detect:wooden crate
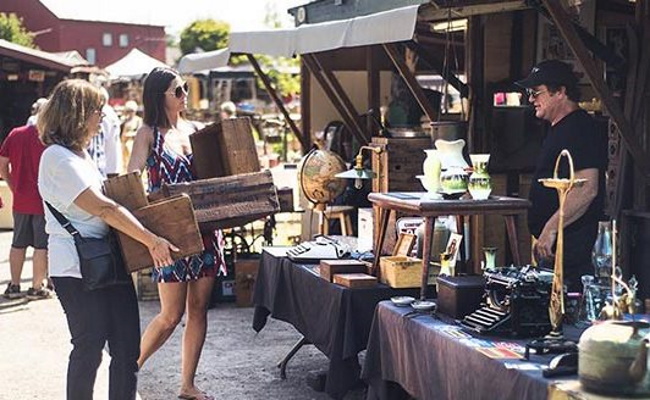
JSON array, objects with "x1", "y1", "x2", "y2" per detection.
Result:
[
  {"x1": 104, "y1": 173, "x2": 204, "y2": 273},
  {"x1": 379, "y1": 256, "x2": 440, "y2": 288},
  {"x1": 116, "y1": 194, "x2": 205, "y2": 273},
  {"x1": 103, "y1": 171, "x2": 148, "y2": 211},
  {"x1": 371, "y1": 137, "x2": 430, "y2": 193},
  {"x1": 190, "y1": 117, "x2": 260, "y2": 179},
  {"x1": 371, "y1": 137, "x2": 430, "y2": 255},
  {"x1": 379, "y1": 256, "x2": 422, "y2": 288},
  {"x1": 161, "y1": 170, "x2": 280, "y2": 231}
]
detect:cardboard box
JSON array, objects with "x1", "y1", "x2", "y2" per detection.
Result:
[
  {"x1": 333, "y1": 273, "x2": 377, "y2": 288},
  {"x1": 357, "y1": 208, "x2": 374, "y2": 253},
  {"x1": 234, "y1": 258, "x2": 260, "y2": 307},
  {"x1": 436, "y1": 275, "x2": 486, "y2": 319},
  {"x1": 319, "y1": 259, "x2": 368, "y2": 282},
  {"x1": 380, "y1": 256, "x2": 439, "y2": 288}
]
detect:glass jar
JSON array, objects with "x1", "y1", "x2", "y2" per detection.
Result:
[{"x1": 592, "y1": 221, "x2": 613, "y2": 285}]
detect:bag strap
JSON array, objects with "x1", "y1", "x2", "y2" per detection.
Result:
[{"x1": 45, "y1": 202, "x2": 82, "y2": 244}]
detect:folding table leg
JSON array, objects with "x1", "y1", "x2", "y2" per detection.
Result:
[{"x1": 277, "y1": 335, "x2": 310, "y2": 379}]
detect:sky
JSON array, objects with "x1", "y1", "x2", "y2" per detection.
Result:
[{"x1": 40, "y1": 0, "x2": 308, "y2": 36}]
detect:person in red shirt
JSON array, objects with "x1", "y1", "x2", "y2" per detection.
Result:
[{"x1": 0, "y1": 123, "x2": 51, "y2": 300}]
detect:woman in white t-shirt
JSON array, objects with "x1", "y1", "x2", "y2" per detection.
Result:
[{"x1": 37, "y1": 79, "x2": 178, "y2": 400}]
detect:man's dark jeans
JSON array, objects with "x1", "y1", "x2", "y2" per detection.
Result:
[{"x1": 52, "y1": 277, "x2": 140, "y2": 400}]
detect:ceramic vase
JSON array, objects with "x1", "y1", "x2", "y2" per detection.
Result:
[
  {"x1": 440, "y1": 166, "x2": 469, "y2": 193},
  {"x1": 468, "y1": 154, "x2": 491, "y2": 200},
  {"x1": 421, "y1": 149, "x2": 441, "y2": 193}
]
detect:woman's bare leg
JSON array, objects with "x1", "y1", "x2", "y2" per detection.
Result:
[
  {"x1": 179, "y1": 276, "x2": 215, "y2": 398},
  {"x1": 138, "y1": 282, "x2": 187, "y2": 367}
]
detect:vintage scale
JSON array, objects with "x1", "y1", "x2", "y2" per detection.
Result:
[{"x1": 525, "y1": 149, "x2": 586, "y2": 356}]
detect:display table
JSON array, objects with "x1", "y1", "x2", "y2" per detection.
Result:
[
  {"x1": 253, "y1": 248, "x2": 419, "y2": 399},
  {"x1": 368, "y1": 193, "x2": 531, "y2": 298},
  {"x1": 362, "y1": 301, "x2": 586, "y2": 400}
]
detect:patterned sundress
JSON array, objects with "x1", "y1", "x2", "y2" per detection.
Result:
[{"x1": 146, "y1": 126, "x2": 227, "y2": 283}]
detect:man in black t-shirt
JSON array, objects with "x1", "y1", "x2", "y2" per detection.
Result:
[{"x1": 516, "y1": 60, "x2": 607, "y2": 292}]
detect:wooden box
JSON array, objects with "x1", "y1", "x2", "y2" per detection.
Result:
[
  {"x1": 161, "y1": 170, "x2": 280, "y2": 231},
  {"x1": 104, "y1": 173, "x2": 204, "y2": 273},
  {"x1": 379, "y1": 256, "x2": 422, "y2": 288},
  {"x1": 436, "y1": 275, "x2": 486, "y2": 319},
  {"x1": 276, "y1": 186, "x2": 294, "y2": 212},
  {"x1": 379, "y1": 257, "x2": 441, "y2": 288},
  {"x1": 115, "y1": 194, "x2": 205, "y2": 273},
  {"x1": 371, "y1": 137, "x2": 430, "y2": 193},
  {"x1": 333, "y1": 273, "x2": 377, "y2": 288},
  {"x1": 234, "y1": 258, "x2": 260, "y2": 307},
  {"x1": 190, "y1": 117, "x2": 260, "y2": 179},
  {"x1": 319, "y1": 259, "x2": 368, "y2": 282}
]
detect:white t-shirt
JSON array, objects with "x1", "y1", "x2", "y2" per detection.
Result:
[{"x1": 38, "y1": 145, "x2": 108, "y2": 278}]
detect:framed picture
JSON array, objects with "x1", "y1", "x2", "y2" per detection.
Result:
[
  {"x1": 445, "y1": 233, "x2": 463, "y2": 266},
  {"x1": 393, "y1": 232, "x2": 417, "y2": 257}
]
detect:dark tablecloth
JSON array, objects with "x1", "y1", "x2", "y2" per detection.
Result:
[
  {"x1": 253, "y1": 248, "x2": 419, "y2": 399},
  {"x1": 362, "y1": 301, "x2": 581, "y2": 400}
]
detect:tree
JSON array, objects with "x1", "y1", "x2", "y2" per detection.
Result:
[
  {"x1": 0, "y1": 13, "x2": 35, "y2": 48},
  {"x1": 179, "y1": 19, "x2": 229, "y2": 55}
]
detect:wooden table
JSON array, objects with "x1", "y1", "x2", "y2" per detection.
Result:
[{"x1": 368, "y1": 192, "x2": 531, "y2": 299}]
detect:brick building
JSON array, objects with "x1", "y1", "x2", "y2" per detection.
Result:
[{"x1": 1, "y1": 0, "x2": 166, "y2": 67}]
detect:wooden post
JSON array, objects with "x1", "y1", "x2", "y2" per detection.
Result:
[{"x1": 245, "y1": 54, "x2": 308, "y2": 151}]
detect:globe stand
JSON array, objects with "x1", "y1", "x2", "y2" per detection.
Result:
[{"x1": 525, "y1": 150, "x2": 585, "y2": 359}]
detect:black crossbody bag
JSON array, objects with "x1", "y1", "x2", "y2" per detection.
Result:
[{"x1": 46, "y1": 202, "x2": 131, "y2": 291}]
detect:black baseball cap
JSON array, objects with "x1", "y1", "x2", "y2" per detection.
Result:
[{"x1": 516, "y1": 60, "x2": 578, "y2": 89}]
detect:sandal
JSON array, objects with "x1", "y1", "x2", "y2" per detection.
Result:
[{"x1": 178, "y1": 392, "x2": 214, "y2": 400}]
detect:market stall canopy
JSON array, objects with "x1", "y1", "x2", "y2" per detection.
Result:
[
  {"x1": 229, "y1": 4, "x2": 419, "y2": 57},
  {"x1": 177, "y1": 48, "x2": 230, "y2": 74},
  {"x1": 0, "y1": 39, "x2": 78, "y2": 72},
  {"x1": 105, "y1": 48, "x2": 168, "y2": 79}
]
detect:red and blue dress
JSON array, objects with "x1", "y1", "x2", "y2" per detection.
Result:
[{"x1": 146, "y1": 127, "x2": 227, "y2": 283}]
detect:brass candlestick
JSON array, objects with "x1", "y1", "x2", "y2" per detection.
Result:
[{"x1": 538, "y1": 149, "x2": 586, "y2": 335}]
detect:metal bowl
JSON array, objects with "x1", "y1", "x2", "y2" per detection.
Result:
[
  {"x1": 391, "y1": 296, "x2": 415, "y2": 307},
  {"x1": 411, "y1": 300, "x2": 436, "y2": 312}
]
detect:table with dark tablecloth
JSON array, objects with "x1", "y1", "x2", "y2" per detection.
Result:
[
  {"x1": 363, "y1": 301, "x2": 583, "y2": 400},
  {"x1": 253, "y1": 248, "x2": 419, "y2": 399}
]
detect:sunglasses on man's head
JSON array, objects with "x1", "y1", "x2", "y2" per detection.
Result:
[{"x1": 165, "y1": 82, "x2": 189, "y2": 98}]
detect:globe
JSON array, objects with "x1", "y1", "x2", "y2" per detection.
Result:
[{"x1": 298, "y1": 148, "x2": 347, "y2": 210}]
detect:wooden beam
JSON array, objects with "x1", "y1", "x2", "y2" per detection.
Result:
[
  {"x1": 311, "y1": 53, "x2": 371, "y2": 144},
  {"x1": 419, "y1": 1, "x2": 529, "y2": 22},
  {"x1": 300, "y1": 58, "x2": 312, "y2": 150},
  {"x1": 302, "y1": 54, "x2": 370, "y2": 146},
  {"x1": 406, "y1": 40, "x2": 469, "y2": 98},
  {"x1": 541, "y1": 0, "x2": 650, "y2": 176},
  {"x1": 383, "y1": 43, "x2": 439, "y2": 124},
  {"x1": 367, "y1": 46, "x2": 381, "y2": 136},
  {"x1": 246, "y1": 54, "x2": 308, "y2": 151}
]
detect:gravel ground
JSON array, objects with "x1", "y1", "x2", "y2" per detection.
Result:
[{"x1": 0, "y1": 229, "x2": 366, "y2": 400}]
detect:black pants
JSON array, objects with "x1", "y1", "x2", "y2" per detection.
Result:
[{"x1": 52, "y1": 277, "x2": 140, "y2": 400}]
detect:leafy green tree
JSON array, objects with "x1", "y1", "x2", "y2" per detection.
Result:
[
  {"x1": 0, "y1": 13, "x2": 36, "y2": 48},
  {"x1": 179, "y1": 19, "x2": 229, "y2": 55}
]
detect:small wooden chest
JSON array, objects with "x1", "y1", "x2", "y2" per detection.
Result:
[
  {"x1": 436, "y1": 275, "x2": 486, "y2": 319},
  {"x1": 333, "y1": 273, "x2": 377, "y2": 288},
  {"x1": 319, "y1": 259, "x2": 368, "y2": 282},
  {"x1": 234, "y1": 257, "x2": 260, "y2": 307}
]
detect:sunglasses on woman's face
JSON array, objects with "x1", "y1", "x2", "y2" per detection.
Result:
[{"x1": 165, "y1": 82, "x2": 189, "y2": 99}]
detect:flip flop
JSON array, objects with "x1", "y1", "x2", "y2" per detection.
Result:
[{"x1": 178, "y1": 392, "x2": 214, "y2": 400}]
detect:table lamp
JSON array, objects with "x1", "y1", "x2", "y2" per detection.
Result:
[{"x1": 335, "y1": 145, "x2": 383, "y2": 189}]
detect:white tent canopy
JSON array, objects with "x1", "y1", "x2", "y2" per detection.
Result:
[
  {"x1": 177, "y1": 48, "x2": 230, "y2": 74},
  {"x1": 229, "y1": 5, "x2": 420, "y2": 57},
  {"x1": 105, "y1": 48, "x2": 169, "y2": 79}
]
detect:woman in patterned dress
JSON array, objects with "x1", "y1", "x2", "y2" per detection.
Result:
[{"x1": 128, "y1": 67, "x2": 226, "y2": 400}]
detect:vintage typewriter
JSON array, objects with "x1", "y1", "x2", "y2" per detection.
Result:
[
  {"x1": 461, "y1": 266, "x2": 553, "y2": 338},
  {"x1": 286, "y1": 235, "x2": 349, "y2": 262}
]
